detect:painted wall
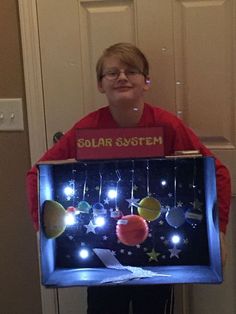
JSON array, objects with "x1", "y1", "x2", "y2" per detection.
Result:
[{"x1": 0, "y1": 1, "x2": 42, "y2": 313}]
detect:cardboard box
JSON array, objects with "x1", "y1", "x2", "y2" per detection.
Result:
[{"x1": 38, "y1": 157, "x2": 222, "y2": 287}]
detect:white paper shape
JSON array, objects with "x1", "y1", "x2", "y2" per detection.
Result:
[{"x1": 93, "y1": 248, "x2": 171, "y2": 284}]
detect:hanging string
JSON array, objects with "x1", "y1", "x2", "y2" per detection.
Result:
[
  {"x1": 146, "y1": 159, "x2": 150, "y2": 196},
  {"x1": 99, "y1": 170, "x2": 103, "y2": 203},
  {"x1": 115, "y1": 169, "x2": 121, "y2": 211},
  {"x1": 174, "y1": 163, "x2": 177, "y2": 207},
  {"x1": 130, "y1": 160, "x2": 135, "y2": 215},
  {"x1": 82, "y1": 169, "x2": 87, "y2": 201},
  {"x1": 72, "y1": 172, "x2": 76, "y2": 206},
  {"x1": 192, "y1": 158, "x2": 197, "y2": 208}
]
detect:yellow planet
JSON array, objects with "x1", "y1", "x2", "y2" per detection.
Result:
[
  {"x1": 137, "y1": 196, "x2": 161, "y2": 221},
  {"x1": 42, "y1": 200, "x2": 66, "y2": 238}
]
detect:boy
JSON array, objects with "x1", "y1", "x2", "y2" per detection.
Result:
[{"x1": 27, "y1": 43, "x2": 231, "y2": 314}]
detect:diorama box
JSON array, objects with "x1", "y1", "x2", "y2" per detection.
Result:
[{"x1": 38, "y1": 156, "x2": 222, "y2": 287}]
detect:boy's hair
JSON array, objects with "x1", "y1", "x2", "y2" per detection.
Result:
[{"x1": 96, "y1": 42, "x2": 149, "y2": 81}]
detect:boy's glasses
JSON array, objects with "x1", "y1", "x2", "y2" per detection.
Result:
[{"x1": 101, "y1": 68, "x2": 144, "y2": 81}]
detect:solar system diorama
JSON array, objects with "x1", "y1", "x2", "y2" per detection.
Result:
[{"x1": 38, "y1": 128, "x2": 222, "y2": 287}]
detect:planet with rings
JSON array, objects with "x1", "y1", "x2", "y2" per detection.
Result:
[{"x1": 135, "y1": 196, "x2": 161, "y2": 221}]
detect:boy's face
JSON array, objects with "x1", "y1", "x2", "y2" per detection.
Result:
[{"x1": 97, "y1": 56, "x2": 150, "y2": 106}]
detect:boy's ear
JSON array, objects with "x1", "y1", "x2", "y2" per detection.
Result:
[
  {"x1": 97, "y1": 81, "x2": 105, "y2": 93},
  {"x1": 143, "y1": 76, "x2": 151, "y2": 91}
]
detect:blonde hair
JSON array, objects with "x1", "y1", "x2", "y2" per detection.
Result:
[{"x1": 96, "y1": 43, "x2": 149, "y2": 81}]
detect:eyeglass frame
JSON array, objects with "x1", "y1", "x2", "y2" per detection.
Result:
[{"x1": 100, "y1": 67, "x2": 146, "y2": 81}]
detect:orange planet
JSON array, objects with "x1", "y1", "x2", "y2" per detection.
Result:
[{"x1": 116, "y1": 214, "x2": 149, "y2": 246}]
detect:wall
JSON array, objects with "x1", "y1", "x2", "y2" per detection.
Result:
[{"x1": 0, "y1": 1, "x2": 42, "y2": 313}]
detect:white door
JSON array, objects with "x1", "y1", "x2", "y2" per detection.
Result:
[{"x1": 19, "y1": 0, "x2": 236, "y2": 313}]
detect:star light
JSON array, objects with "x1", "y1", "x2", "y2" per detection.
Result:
[
  {"x1": 191, "y1": 199, "x2": 203, "y2": 210},
  {"x1": 147, "y1": 248, "x2": 161, "y2": 262},
  {"x1": 184, "y1": 238, "x2": 189, "y2": 245},
  {"x1": 126, "y1": 197, "x2": 140, "y2": 208},
  {"x1": 84, "y1": 221, "x2": 96, "y2": 234},
  {"x1": 104, "y1": 197, "x2": 110, "y2": 204},
  {"x1": 169, "y1": 247, "x2": 181, "y2": 259}
]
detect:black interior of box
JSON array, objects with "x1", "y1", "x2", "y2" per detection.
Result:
[{"x1": 39, "y1": 157, "x2": 222, "y2": 287}]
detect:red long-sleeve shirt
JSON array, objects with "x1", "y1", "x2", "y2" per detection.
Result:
[{"x1": 26, "y1": 103, "x2": 231, "y2": 232}]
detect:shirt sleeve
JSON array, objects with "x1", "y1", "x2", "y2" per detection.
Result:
[
  {"x1": 174, "y1": 123, "x2": 231, "y2": 234},
  {"x1": 26, "y1": 127, "x2": 76, "y2": 230},
  {"x1": 26, "y1": 109, "x2": 101, "y2": 231}
]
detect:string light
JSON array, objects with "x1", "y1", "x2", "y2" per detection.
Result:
[
  {"x1": 171, "y1": 234, "x2": 181, "y2": 245},
  {"x1": 107, "y1": 189, "x2": 117, "y2": 199},
  {"x1": 94, "y1": 216, "x2": 106, "y2": 227},
  {"x1": 161, "y1": 180, "x2": 167, "y2": 186},
  {"x1": 64, "y1": 212, "x2": 76, "y2": 226},
  {"x1": 78, "y1": 248, "x2": 89, "y2": 259},
  {"x1": 64, "y1": 186, "x2": 75, "y2": 198}
]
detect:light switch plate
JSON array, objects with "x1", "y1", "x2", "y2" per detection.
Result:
[{"x1": 0, "y1": 98, "x2": 24, "y2": 131}]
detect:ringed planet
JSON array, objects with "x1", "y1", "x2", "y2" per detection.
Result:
[{"x1": 135, "y1": 196, "x2": 161, "y2": 221}]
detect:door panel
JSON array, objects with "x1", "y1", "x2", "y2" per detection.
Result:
[
  {"x1": 174, "y1": 0, "x2": 234, "y2": 143},
  {"x1": 79, "y1": 0, "x2": 136, "y2": 113},
  {"x1": 172, "y1": 0, "x2": 236, "y2": 192},
  {"x1": 172, "y1": 1, "x2": 236, "y2": 313},
  {"x1": 37, "y1": 0, "x2": 176, "y2": 148}
]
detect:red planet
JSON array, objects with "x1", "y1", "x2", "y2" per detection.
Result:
[{"x1": 116, "y1": 215, "x2": 149, "y2": 246}]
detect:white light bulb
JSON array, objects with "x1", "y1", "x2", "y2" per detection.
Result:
[
  {"x1": 64, "y1": 186, "x2": 75, "y2": 197},
  {"x1": 79, "y1": 248, "x2": 89, "y2": 259},
  {"x1": 161, "y1": 180, "x2": 167, "y2": 186},
  {"x1": 107, "y1": 189, "x2": 117, "y2": 199},
  {"x1": 94, "y1": 216, "x2": 105, "y2": 227},
  {"x1": 171, "y1": 235, "x2": 181, "y2": 245},
  {"x1": 65, "y1": 213, "x2": 76, "y2": 226}
]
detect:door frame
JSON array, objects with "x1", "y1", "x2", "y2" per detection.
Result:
[
  {"x1": 18, "y1": 0, "x2": 46, "y2": 165},
  {"x1": 18, "y1": 1, "x2": 58, "y2": 314}
]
